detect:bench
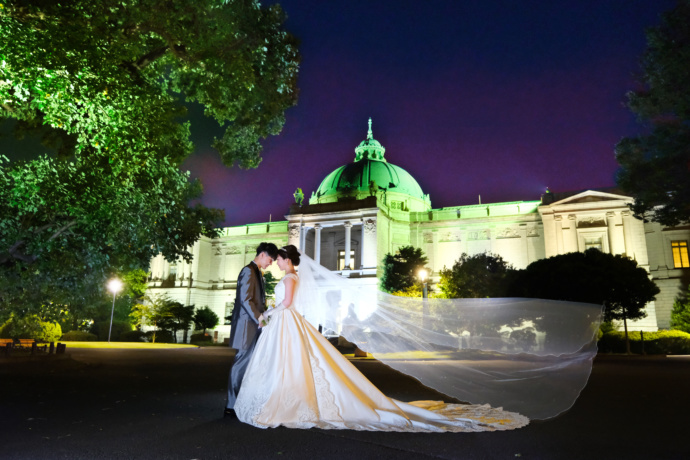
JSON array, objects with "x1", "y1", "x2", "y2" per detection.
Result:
[
  {"x1": 17, "y1": 339, "x2": 35, "y2": 348},
  {"x1": 0, "y1": 338, "x2": 13, "y2": 346}
]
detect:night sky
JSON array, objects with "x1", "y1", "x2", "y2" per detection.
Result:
[{"x1": 17, "y1": 1, "x2": 678, "y2": 227}]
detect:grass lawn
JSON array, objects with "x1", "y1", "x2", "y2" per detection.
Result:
[{"x1": 61, "y1": 341, "x2": 199, "y2": 349}]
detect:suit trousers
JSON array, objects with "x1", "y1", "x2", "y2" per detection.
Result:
[{"x1": 226, "y1": 329, "x2": 260, "y2": 409}]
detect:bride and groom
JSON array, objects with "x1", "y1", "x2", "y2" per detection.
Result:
[{"x1": 223, "y1": 242, "x2": 531, "y2": 432}]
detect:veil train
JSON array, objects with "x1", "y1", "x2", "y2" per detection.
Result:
[{"x1": 293, "y1": 251, "x2": 603, "y2": 420}]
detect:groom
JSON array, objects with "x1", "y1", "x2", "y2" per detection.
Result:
[{"x1": 225, "y1": 242, "x2": 278, "y2": 417}]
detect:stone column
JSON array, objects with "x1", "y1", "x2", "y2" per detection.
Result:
[
  {"x1": 314, "y1": 224, "x2": 322, "y2": 264},
  {"x1": 218, "y1": 248, "x2": 227, "y2": 282},
  {"x1": 288, "y1": 224, "x2": 300, "y2": 249},
  {"x1": 300, "y1": 225, "x2": 308, "y2": 253},
  {"x1": 362, "y1": 218, "x2": 377, "y2": 269},
  {"x1": 343, "y1": 221, "x2": 352, "y2": 270},
  {"x1": 621, "y1": 211, "x2": 634, "y2": 259},
  {"x1": 568, "y1": 214, "x2": 578, "y2": 252},
  {"x1": 606, "y1": 211, "x2": 617, "y2": 254},
  {"x1": 554, "y1": 215, "x2": 564, "y2": 255}
]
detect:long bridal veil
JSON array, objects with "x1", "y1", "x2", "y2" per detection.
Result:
[{"x1": 294, "y1": 252, "x2": 603, "y2": 420}]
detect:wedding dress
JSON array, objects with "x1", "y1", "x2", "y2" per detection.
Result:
[{"x1": 234, "y1": 273, "x2": 530, "y2": 432}]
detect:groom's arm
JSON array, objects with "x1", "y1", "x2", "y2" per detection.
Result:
[{"x1": 238, "y1": 266, "x2": 263, "y2": 324}]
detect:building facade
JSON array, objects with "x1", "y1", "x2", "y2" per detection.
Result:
[{"x1": 148, "y1": 120, "x2": 690, "y2": 341}]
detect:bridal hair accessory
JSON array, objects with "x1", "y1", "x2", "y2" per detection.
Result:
[{"x1": 292, "y1": 250, "x2": 602, "y2": 420}]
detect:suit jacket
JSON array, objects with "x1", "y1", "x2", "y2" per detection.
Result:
[{"x1": 228, "y1": 261, "x2": 265, "y2": 350}]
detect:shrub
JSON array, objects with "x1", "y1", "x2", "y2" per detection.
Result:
[
  {"x1": 598, "y1": 330, "x2": 690, "y2": 354},
  {"x1": 120, "y1": 330, "x2": 146, "y2": 342},
  {"x1": 90, "y1": 321, "x2": 133, "y2": 341},
  {"x1": 0, "y1": 315, "x2": 62, "y2": 341},
  {"x1": 190, "y1": 332, "x2": 213, "y2": 344},
  {"x1": 61, "y1": 330, "x2": 98, "y2": 341},
  {"x1": 144, "y1": 330, "x2": 174, "y2": 343}
]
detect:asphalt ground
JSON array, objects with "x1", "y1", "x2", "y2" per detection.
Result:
[{"x1": 1, "y1": 347, "x2": 688, "y2": 460}]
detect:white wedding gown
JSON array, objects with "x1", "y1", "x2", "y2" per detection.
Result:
[{"x1": 234, "y1": 273, "x2": 529, "y2": 432}]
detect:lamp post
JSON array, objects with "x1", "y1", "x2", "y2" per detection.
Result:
[
  {"x1": 418, "y1": 269, "x2": 428, "y2": 299},
  {"x1": 418, "y1": 269, "x2": 429, "y2": 329},
  {"x1": 107, "y1": 278, "x2": 123, "y2": 343}
]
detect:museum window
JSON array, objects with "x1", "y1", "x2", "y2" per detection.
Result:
[
  {"x1": 168, "y1": 264, "x2": 177, "y2": 281},
  {"x1": 584, "y1": 237, "x2": 602, "y2": 251},
  {"x1": 671, "y1": 241, "x2": 689, "y2": 268},
  {"x1": 338, "y1": 250, "x2": 355, "y2": 270}
]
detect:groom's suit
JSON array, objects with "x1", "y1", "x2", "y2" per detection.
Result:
[{"x1": 227, "y1": 261, "x2": 266, "y2": 410}]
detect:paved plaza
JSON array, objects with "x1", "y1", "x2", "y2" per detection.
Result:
[{"x1": 1, "y1": 347, "x2": 688, "y2": 459}]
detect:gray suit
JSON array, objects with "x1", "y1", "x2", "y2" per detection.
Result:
[{"x1": 226, "y1": 261, "x2": 265, "y2": 409}]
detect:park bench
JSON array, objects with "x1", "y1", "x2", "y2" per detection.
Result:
[
  {"x1": 0, "y1": 338, "x2": 13, "y2": 353},
  {"x1": 17, "y1": 339, "x2": 35, "y2": 348}
]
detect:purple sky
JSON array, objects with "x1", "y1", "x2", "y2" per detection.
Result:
[{"x1": 183, "y1": 0, "x2": 674, "y2": 226}]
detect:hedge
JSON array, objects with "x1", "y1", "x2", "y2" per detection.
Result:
[
  {"x1": 61, "y1": 330, "x2": 98, "y2": 341},
  {"x1": 598, "y1": 330, "x2": 690, "y2": 354}
]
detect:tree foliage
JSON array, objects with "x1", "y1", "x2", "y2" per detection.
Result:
[
  {"x1": 194, "y1": 306, "x2": 219, "y2": 334},
  {"x1": 380, "y1": 246, "x2": 428, "y2": 293},
  {"x1": 513, "y1": 249, "x2": 659, "y2": 324},
  {"x1": 615, "y1": 0, "x2": 690, "y2": 225},
  {"x1": 437, "y1": 252, "x2": 515, "y2": 298},
  {"x1": 0, "y1": 0, "x2": 300, "y2": 316},
  {"x1": 670, "y1": 285, "x2": 690, "y2": 333},
  {"x1": 161, "y1": 302, "x2": 195, "y2": 343},
  {"x1": 130, "y1": 294, "x2": 173, "y2": 343}
]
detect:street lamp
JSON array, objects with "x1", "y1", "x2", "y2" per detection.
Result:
[
  {"x1": 418, "y1": 269, "x2": 428, "y2": 299},
  {"x1": 107, "y1": 278, "x2": 123, "y2": 343}
]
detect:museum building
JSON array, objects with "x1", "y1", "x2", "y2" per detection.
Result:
[{"x1": 148, "y1": 120, "x2": 690, "y2": 341}]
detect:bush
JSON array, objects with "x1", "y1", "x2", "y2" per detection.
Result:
[
  {"x1": 120, "y1": 330, "x2": 146, "y2": 342},
  {"x1": 0, "y1": 315, "x2": 62, "y2": 341},
  {"x1": 144, "y1": 330, "x2": 174, "y2": 343},
  {"x1": 90, "y1": 320, "x2": 133, "y2": 341},
  {"x1": 190, "y1": 332, "x2": 213, "y2": 344},
  {"x1": 61, "y1": 330, "x2": 98, "y2": 341},
  {"x1": 598, "y1": 330, "x2": 690, "y2": 354}
]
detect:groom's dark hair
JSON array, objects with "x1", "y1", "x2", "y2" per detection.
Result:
[{"x1": 256, "y1": 242, "x2": 278, "y2": 259}]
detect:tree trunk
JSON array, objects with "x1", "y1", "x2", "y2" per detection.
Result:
[{"x1": 623, "y1": 315, "x2": 631, "y2": 355}]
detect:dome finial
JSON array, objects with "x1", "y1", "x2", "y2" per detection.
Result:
[{"x1": 355, "y1": 117, "x2": 386, "y2": 162}]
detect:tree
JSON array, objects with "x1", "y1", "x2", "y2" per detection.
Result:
[
  {"x1": 437, "y1": 252, "x2": 515, "y2": 299},
  {"x1": 163, "y1": 302, "x2": 195, "y2": 343},
  {"x1": 380, "y1": 246, "x2": 428, "y2": 293},
  {"x1": 194, "y1": 306, "x2": 220, "y2": 335},
  {"x1": 130, "y1": 294, "x2": 173, "y2": 343},
  {"x1": 264, "y1": 272, "x2": 278, "y2": 297},
  {"x1": 513, "y1": 249, "x2": 660, "y2": 353},
  {"x1": 0, "y1": 0, "x2": 299, "y2": 317},
  {"x1": 615, "y1": 1, "x2": 690, "y2": 225},
  {"x1": 670, "y1": 285, "x2": 690, "y2": 333}
]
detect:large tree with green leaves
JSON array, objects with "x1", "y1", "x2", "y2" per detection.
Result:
[
  {"x1": 615, "y1": 0, "x2": 690, "y2": 225},
  {"x1": 437, "y1": 252, "x2": 515, "y2": 299},
  {"x1": 512, "y1": 249, "x2": 660, "y2": 353},
  {"x1": 380, "y1": 246, "x2": 428, "y2": 293},
  {"x1": 0, "y1": 0, "x2": 299, "y2": 316}
]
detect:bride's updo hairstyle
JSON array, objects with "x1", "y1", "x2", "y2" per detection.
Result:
[{"x1": 277, "y1": 245, "x2": 300, "y2": 266}]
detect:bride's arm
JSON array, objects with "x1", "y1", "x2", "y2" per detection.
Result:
[{"x1": 265, "y1": 276, "x2": 296, "y2": 317}]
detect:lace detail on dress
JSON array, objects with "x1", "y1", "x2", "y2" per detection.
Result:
[{"x1": 305, "y1": 331, "x2": 341, "y2": 424}]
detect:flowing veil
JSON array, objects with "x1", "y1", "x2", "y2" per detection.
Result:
[{"x1": 293, "y1": 251, "x2": 603, "y2": 420}]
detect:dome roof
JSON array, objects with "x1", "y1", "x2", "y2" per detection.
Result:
[{"x1": 311, "y1": 119, "x2": 428, "y2": 204}]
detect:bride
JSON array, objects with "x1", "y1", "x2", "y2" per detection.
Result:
[{"x1": 233, "y1": 245, "x2": 532, "y2": 432}]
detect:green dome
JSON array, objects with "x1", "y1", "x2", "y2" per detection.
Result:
[{"x1": 311, "y1": 119, "x2": 429, "y2": 206}]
